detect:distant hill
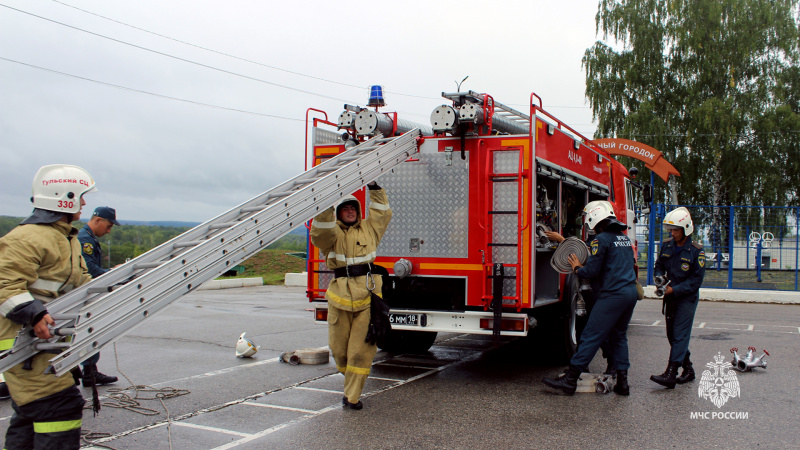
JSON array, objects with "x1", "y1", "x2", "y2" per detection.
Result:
[{"x1": 119, "y1": 220, "x2": 200, "y2": 228}]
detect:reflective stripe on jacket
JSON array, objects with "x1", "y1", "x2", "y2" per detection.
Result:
[
  {"x1": 0, "y1": 220, "x2": 91, "y2": 405},
  {"x1": 310, "y1": 188, "x2": 392, "y2": 312}
]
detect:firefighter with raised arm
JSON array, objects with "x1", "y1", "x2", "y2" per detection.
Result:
[
  {"x1": 542, "y1": 201, "x2": 638, "y2": 396},
  {"x1": 650, "y1": 207, "x2": 706, "y2": 389},
  {"x1": 0, "y1": 165, "x2": 96, "y2": 449},
  {"x1": 310, "y1": 181, "x2": 392, "y2": 410}
]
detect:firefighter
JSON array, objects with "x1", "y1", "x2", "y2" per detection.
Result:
[
  {"x1": 77, "y1": 206, "x2": 121, "y2": 388},
  {"x1": 650, "y1": 207, "x2": 705, "y2": 389},
  {"x1": 542, "y1": 201, "x2": 638, "y2": 396},
  {"x1": 310, "y1": 181, "x2": 392, "y2": 410},
  {"x1": 1, "y1": 164, "x2": 96, "y2": 449}
]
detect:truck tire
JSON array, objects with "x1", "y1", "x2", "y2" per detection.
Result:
[
  {"x1": 558, "y1": 273, "x2": 581, "y2": 362},
  {"x1": 379, "y1": 330, "x2": 438, "y2": 354},
  {"x1": 530, "y1": 274, "x2": 580, "y2": 364}
]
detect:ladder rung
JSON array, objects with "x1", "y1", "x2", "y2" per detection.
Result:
[
  {"x1": 267, "y1": 191, "x2": 293, "y2": 199},
  {"x1": 489, "y1": 210, "x2": 518, "y2": 215},
  {"x1": 134, "y1": 261, "x2": 162, "y2": 270},
  {"x1": 240, "y1": 206, "x2": 265, "y2": 213},
  {"x1": 293, "y1": 179, "x2": 316, "y2": 186},
  {"x1": 55, "y1": 327, "x2": 76, "y2": 336},
  {"x1": 173, "y1": 240, "x2": 204, "y2": 248},
  {"x1": 488, "y1": 243, "x2": 518, "y2": 247},
  {"x1": 87, "y1": 286, "x2": 113, "y2": 294},
  {"x1": 35, "y1": 342, "x2": 71, "y2": 351},
  {"x1": 317, "y1": 166, "x2": 338, "y2": 173},
  {"x1": 51, "y1": 314, "x2": 79, "y2": 321},
  {"x1": 339, "y1": 156, "x2": 361, "y2": 162},
  {"x1": 208, "y1": 222, "x2": 238, "y2": 230}
]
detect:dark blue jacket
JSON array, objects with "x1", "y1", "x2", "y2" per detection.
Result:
[
  {"x1": 654, "y1": 235, "x2": 705, "y2": 302},
  {"x1": 78, "y1": 225, "x2": 108, "y2": 278},
  {"x1": 577, "y1": 231, "x2": 636, "y2": 296}
]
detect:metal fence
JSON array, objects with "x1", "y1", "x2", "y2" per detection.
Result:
[{"x1": 636, "y1": 205, "x2": 800, "y2": 291}]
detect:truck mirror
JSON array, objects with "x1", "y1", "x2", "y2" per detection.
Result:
[{"x1": 642, "y1": 185, "x2": 653, "y2": 204}]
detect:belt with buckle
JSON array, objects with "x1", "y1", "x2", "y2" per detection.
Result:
[{"x1": 333, "y1": 263, "x2": 374, "y2": 279}]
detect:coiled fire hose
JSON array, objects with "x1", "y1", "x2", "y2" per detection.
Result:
[{"x1": 550, "y1": 237, "x2": 589, "y2": 274}]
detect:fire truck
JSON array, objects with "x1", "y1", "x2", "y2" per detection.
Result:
[{"x1": 306, "y1": 89, "x2": 647, "y2": 360}]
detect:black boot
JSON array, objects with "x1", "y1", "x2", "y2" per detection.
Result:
[
  {"x1": 613, "y1": 370, "x2": 629, "y2": 395},
  {"x1": 650, "y1": 361, "x2": 680, "y2": 389},
  {"x1": 542, "y1": 365, "x2": 581, "y2": 395},
  {"x1": 0, "y1": 382, "x2": 10, "y2": 400},
  {"x1": 82, "y1": 364, "x2": 118, "y2": 387},
  {"x1": 676, "y1": 358, "x2": 695, "y2": 384}
]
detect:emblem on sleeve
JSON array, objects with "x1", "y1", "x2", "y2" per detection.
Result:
[
  {"x1": 698, "y1": 254, "x2": 705, "y2": 268},
  {"x1": 82, "y1": 242, "x2": 93, "y2": 255},
  {"x1": 591, "y1": 240, "x2": 599, "y2": 255}
]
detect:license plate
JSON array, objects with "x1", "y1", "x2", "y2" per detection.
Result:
[{"x1": 389, "y1": 313, "x2": 420, "y2": 326}]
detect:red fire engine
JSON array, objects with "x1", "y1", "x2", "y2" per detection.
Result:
[{"x1": 305, "y1": 90, "x2": 646, "y2": 360}]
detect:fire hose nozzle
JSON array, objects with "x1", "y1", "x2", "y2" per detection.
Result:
[{"x1": 655, "y1": 280, "x2": 671, "y2": 297}]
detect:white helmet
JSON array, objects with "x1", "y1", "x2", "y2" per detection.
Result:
[
  {"x1": 235, "y1": 332, "x2": 259, "y2": 358},
  {"x1": 663, "y1": 207, "x2": 693, "y2": 236},
  {"x1": 583, "y1": 200, "x2": 616, "y2": 231},
  {"x1": 31, "y1": 164, "x2": 97, "y2": 214}
]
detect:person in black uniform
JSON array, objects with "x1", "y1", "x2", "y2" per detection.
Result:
[
  {"x1": 77, "y1": 206, "x2": 121, "y2": 387},
  {"x1": 542, "y1": 201, "x2": 638, "y2": 396},
  {"x1": 650, "y1": 207, "x2": 705, "y2": 388}
]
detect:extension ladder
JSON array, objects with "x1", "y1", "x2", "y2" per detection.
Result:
[{"x1": 0, "y1": 129, "x2": 422, "y2": 376}]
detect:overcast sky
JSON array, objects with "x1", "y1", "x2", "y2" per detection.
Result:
[{"x1": 1, "y1": 0, "x2": 604, "y2": 222}]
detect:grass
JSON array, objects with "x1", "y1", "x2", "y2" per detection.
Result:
[{"x1": 218, "y1": 249, "x2": 307, "y2": 285}]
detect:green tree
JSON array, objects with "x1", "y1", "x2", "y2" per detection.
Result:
[{"x1": 584, "y1": 0, "x2": 800, "y2": 209}]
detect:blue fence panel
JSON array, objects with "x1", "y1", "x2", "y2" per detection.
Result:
[{"x1": 637, "y1": 204, "x2": 800, "y2": 291}]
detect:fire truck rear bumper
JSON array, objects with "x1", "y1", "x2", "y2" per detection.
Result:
[{"x1": 313, "y1": 304, "x2": 530, "y2": 336}]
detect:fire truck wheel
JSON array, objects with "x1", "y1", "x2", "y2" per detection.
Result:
[
  {"x1": 532, "y1": 274, "x2": 580, "y2": 364},
  {"x1": 379, "y1": 330, "x2": 438, "y2": 354}
]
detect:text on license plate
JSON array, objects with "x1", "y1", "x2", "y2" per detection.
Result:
[{"x1": 389, "y1": 313, "x2": 420, "y2": 326}]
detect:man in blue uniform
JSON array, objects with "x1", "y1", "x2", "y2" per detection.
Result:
[
  {"x1": 650, "y1": 207, "x2": 705, "y2": 388},
  {"x1": 77, "y1": 206, "x2": 121, "y2": 387},
  {"x1": 542, "y1": 201, "x2": 638, "y2": 396}
]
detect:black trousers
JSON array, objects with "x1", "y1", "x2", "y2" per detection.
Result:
[{"x1": 4, "y1": 386, "x2": 85, "y2": 450}]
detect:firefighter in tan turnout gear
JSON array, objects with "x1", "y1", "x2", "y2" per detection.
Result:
[
  {"x1": 310, "y1": 181, "x2": 392, "y2": 410},
  {"x1": 0, "y1": 165, "x2": 96, "y2": 449}
]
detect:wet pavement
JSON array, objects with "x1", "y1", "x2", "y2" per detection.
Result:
[{"x1": 1, "y1": 286, "x2": 798, "y2": 449}]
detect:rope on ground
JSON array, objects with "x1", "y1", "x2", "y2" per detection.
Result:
[
  {"x1": 81, "y1": 343, "x2": 189, "y2": 450},
  {"x1": 550, "y1": 237, "x2": 589, "y2": 274}
]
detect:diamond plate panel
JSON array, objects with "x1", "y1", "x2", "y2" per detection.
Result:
[
  {"x1": 371, "y1": 153, "x2": 470, "y2": 258},
  {"x1": 316, "y1": 252, "x2": 333, "y2": 291},
  {"x1": 492, "y1": 182, "x2": 518, "y2": 211},
  {"x1": 493, "y1": 151, "x2": 519, "y2": 173},
  {"x1": 492, "y1": 245, "x2": 518, "y2": 264}
]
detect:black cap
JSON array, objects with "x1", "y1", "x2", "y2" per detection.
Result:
[{"x1": 93, "y1": 206, "x2": 120, "y2": 225}]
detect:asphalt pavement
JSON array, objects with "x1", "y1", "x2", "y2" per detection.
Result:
[{"x1": 0, "y1": 285, "x2": 798, "y2": 449}]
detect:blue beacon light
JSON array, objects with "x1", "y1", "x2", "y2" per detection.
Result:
[{"x1": 367, "y1": 85, "x2": 386, "y2": 107}]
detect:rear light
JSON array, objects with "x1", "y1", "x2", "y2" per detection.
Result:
[
  {"x1": 479, "y1": 318, "x2": 525, "y2": 332},
  {"x1": 315, "y1": 309, "x2": 328, "y2": 321}
]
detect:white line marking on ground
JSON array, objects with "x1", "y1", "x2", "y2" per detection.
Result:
[
  {"x1": 698, "y1": 322, "x2": 706, "y2": 328},
  {"x1": 211, "y1": 343, "x2": 488, "y2": 449},
  {"x1": 652, "y1": 321, "x2": 660, "y2": 326},
  {"x1": 171, "y1": 422, "x2": 252, "y2": 437},
  {"x1": 369, "y1": 376, "x2": 404, "y2": 382},
  {"x1": 292, "y1": 386, "x2": 342, "y2": 394},
  {"x1": 374, "y1": 363, "x2": 438, "y2": 370},
  {"x1": 747, "y1": 325, "x2": 755, "y2": 331},
  {"x1": 241, "y1": 402, "x2": 319, "y2": 414}
]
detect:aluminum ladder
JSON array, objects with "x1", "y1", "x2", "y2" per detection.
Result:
[{"x1": 0, "y1": 129, "x2": 422, "y2": 376}]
